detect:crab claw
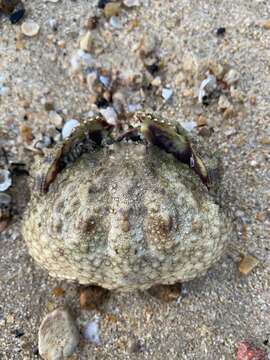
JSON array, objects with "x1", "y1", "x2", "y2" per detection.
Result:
[
  {"x1": 136, "y1": 113, "x2": 192, "y2": 165},
  {"x1": 134, "y1": 112, "x2": 216, "y2": 190},
  {"x1": 36, "y1": 115, "x2": 113, "y2": 195}
]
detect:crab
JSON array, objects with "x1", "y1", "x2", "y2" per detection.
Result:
[{"x1": 22, "y1": 112, "x2": 232, "y2": 302}]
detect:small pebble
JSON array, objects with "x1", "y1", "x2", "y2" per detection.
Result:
[
  {"x1": 83, "y1": 320, "x2": 100, "y2": 345},
  {"x1": 198, "y1": 74, "x2": 217, "y2": 103},
  {"x1": 38, "y1": 308, "x2": 80, "y2": 360},
  {"x1": 9, "y1": 4, "x2": 25, "y2": 24},
  {"x1": 49, "y1": 111, "x2": 63, "y2": 127},
  {"x1": 223, "y1": 69, "x2": 240, "y2": 85},
  {"x1": 97, "y1": 0, "x2": 110, "y2": 9},
  {"x1": 140, "y1": 35, "x2": 156, "y2": 56},
  {"x1": 85, "y1": 16, "x2": 99, "y2": 30},
  {"x1": 0, "y1": 170, "x2": 12, "y2": 192},
  {"x1": 218, "y1": 95, "x2": 232, "y2": 111},
  {"x1": 80, "y1": 31, "x2": 92, "y2": 52},
  {"x1": 21, "y1": 20, "x2": 40, "y2": 37},
  {"x1": 148, "y1": 283, "x2": 182, "y2": 302},
  {"x1": 104, "y1": 2, "x2": 121, "y2": 17},
  {"x1": 100, "y1": 107, "x2": 118, "y2": 125},
  {"x1": 46, "y1": 0, "x2": 60, "y2": 2},
  {"x1": 236, "y1": 341, "x2": 267, "y2": 360},
  {"x1": 99, "y1": 75, "x2": 110, "y2": 88},
  {"x1": 70, "y1": 50, "x2": 93, "y2": 73},
  {"x1": 0, "y1": 192, "x2": 12, "y2": 219},
  {"x1": 162, "y1": 87, "x2": 173, "y2": 102},
  {"x1": 181, "y1": 121, "x2": 197, "y2": 133},
  {"x1": 62, "y1": 119, "x2": 80, "y2": 139},
  {"x1": 123, "y1": 0, "x2": 140, "y2": 7},
  {"x1": 34, "y1": 135, "x2": 52, "y2": 150},
  {"x1": 80, "y1": 286, "x2": 109, "y2": 311},
  {"x1": 239, "y1": 255, "x2": 259, "y2": 275},
  {"x1": 262, "y1": 19, "x2": 270, "y2": 30},
  {"x1": 127, "y1": 103, "x2": 142, "y2": 113},
  {"x1": 216, "y1": 27, "x2": 226, "y2": 36},
  {"x1": 109, "y1": 16, "x2": 123, "y2": 29},
  {"x1": 52, "y1": 287, "x2": 65, "y2": 297}
]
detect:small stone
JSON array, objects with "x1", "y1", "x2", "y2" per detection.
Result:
[
  {"x1": 46, "y1": 0, "x2": 60, "y2": 2},
  {"x1": 196, "y1": 115, "x2": 207, "y2": 127},
  {"x1": 9, "y1": 3, "x2": 25, "y2": 24},
  {"x1": 20, "y1": 124, "x2": 34, "y2": 144},
  {"x1": 151, "y1": 76, "x2": 161, "y2": 87},
  {"x1": 100, "y1": 107, "x2": 118, "y2": 125},
  {"x1": 62, "y1": 119, "x2": 80, "y2": 139},
  {"x1": 239, "y1": 255, "x2": 259, "y2": 275},
  {"x1": 198, "y1": 74, "x2": 217, "y2": 103},
  {"x1": 128, "y1": 338, "x2": 143, "y2": 353},
  {"x1": 112, "y1": 91, "x2": 126, "y2": 114},
  {"x1": 0, "y1": 219, "x2": 9, "y2": 233},
  {"x1": 83, "y1": 320, "x2": 100, "y2": 344},
  {"x1": 123, "y1": 0, "x2": 140, "y2": 7},
  {"x1": 52, "y1": 287, "x2": 65, "y2": 297},
  {"x1": 0, "y1": 193, "x2": 12, "y2": 218},
  {"x1": 223, "y1": 69, "x2": 240, "y2": 85},
  {"x1": 262, "y1": 19, "x2": 270, "y2": 30},
  {"x1": 181, "y1": 120, "x2": 197, "y2": 133},
  {"x1": 97, "y1": 0, "x2": 109, "y2": 9},
  {"x1": 79, "y1": 286, "x2": 109, "y2": 311},
  {"x1": 34, "y1": 135, "x2": 52, "y2": 150},
  {"x1": 250, "y1": 96, "x2": 257, "y2": 105},
  {"x1": 38, "y1": 308, "x2": 80, "y2": 360},
  {"x1": 85, "y1": 16, "x2": 99, "y2": 30},
  {"x1": 162, "y1": 87, "x2": 173, "y2": 102},
  {"x1": 44, "y1": 101, "x2": 55, "y2": 112},
  {"x1": 109, "y1": 16, "x2": 123, "y2": 29},
  {"x1": 216, "y1": 27, "x2": 226, "y2": 36},
  {"x1": 218, "y1": 95, "x2": 232, "y2": 111},
  {"x1": 49, "y1": 111, "x2": 63, "y2": 127},
  {"x1": 80, "y1": 31, "x2": 92, "y2": 52},
  {"x1": 21, "y1": 20, "x2": 40, "y2": 37},
  {"x1": 104, "y1": 2, "x2": 121, "y2": 18},
  {"x1": 70, "y1": 50, "x2": 93, "y2": 74},
  {"x1": 148, "y1": 283, "x2": 182, "y2": 302},
  {"x1": 236, "y1": 341, "x2": 267, "y2": 360},
  {"x1": 140, "y1": 35, "x2": 156, "y2": 56},
  {"x1": 86, "y1": 70, "x2": 99, "y2": 94}
]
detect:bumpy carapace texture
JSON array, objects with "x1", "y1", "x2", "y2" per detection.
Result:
[{"x1": 22, "y1": 116, "x2": 232, "y2": 290}]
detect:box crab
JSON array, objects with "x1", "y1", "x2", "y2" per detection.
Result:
[{"x1": 22, "y1": 112, "x2": 232, "y2": 300}]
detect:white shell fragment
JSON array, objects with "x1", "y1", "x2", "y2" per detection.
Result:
[
  {"x1": 100, "y1": 107, "x2": 118, "y2": 125},
  {"x1": 38, "y1": 308, "x2": 80, "y2": 360},
  {"x1": 224, "y1": 69, "x2": 240, "y2": 85},
  {"x1": 70, "y1": 50, "x2": 93, "y2": 73},
  {"x1": 83, "y1": 320, "x2": 101, "y2": 345},
  {"x1": 99, "y1": 75, "x2": 110, "y2": 88},
  {"x1": 80, "y1": 31, "x2": 92, "y2": 52},
  {"x1": 0, "y1": 170, "x2": 12, "y2": 192},
  {"x1": 21, "y1": 20, "x2": 40, "y2": 37},
  {"x1": 198, "y1": 74, "x2": 217, "y2": 103},
  {"x1": 109, "y1": 16, "x2": 123, "y2": 29},
  {"x1": 62, "y1": 119, "x2": 80, "y2": 139},
  {"x1": 162, "y1": 87, "x2": 173, "y2": 102},
  {"x1": 123, "y1": 0, "x2": 140, "y2": 7},
  {"x1": 181, "y1": 120, "x2": 197, "y2": 133}
]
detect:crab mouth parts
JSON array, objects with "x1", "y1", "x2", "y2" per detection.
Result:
[{"x1": 34, "y1": 112, "x2": 213, "y2": 195}]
